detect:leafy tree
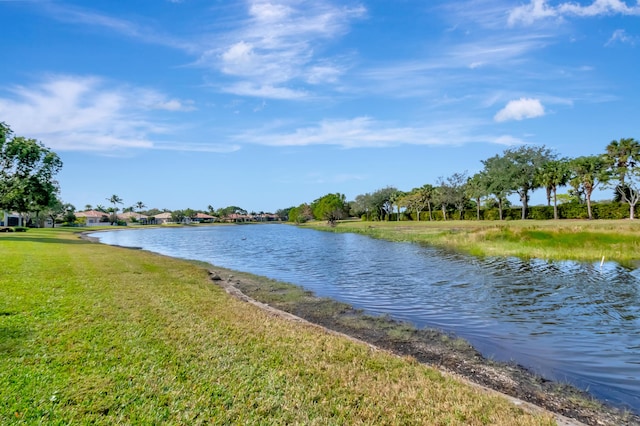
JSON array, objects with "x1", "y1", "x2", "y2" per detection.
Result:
[
  {"x1": 501, "y1": 146, "x2": 554, "y2": 219},
  {"x1": 0, "y1": 123, "x2": 63, "y2": 225},
  {"x1": 370, "y1": 186, "x2": 398, "y2": 221},
  {"x1": 44, "y1": 198, "x2": 66, "y2": 228},
  {"x1": 275, "y1": 207, "x2": 293, "y2": 221},
  {"x1": 311, "y1": 193, "x2": 348, "y2": 226},
  {"x1": 171, "y1": 210, "x2": 186, "y2": 223},
  {"x1": 481, "y1": 154, "x2": 512, "y2": 220},
  {"x1": 351, "y1": 193, "x2": 374, "y2": 220},
  {"x1": 217, "y1": 206, "x2": 247, "y2": 217},
  {"x1": 399, "y1": 185, "x2": 434, "y2": 221},
  {"x1": 536, "y1": 158, "x2": 571, "y2": 220},
  {"x1": 288, "y1": 203, "x2": 313, "y2": 223},
  {"x1": 437, "y1": 172, "x2": 468, "y2": 220},
  {"x1": 569, "y1": 155, "x2": 610, "y2": 220},
  {"x1": 107, "y1": 194, "x2": 123, "y2": 225},
  {"x1": 183, "y1": 208, "x2": 197, "y2": 220},
  {"x1": 605, "y1": 137, "x2": 640, "y2": 219},
  {"x1": 62, "y1": 203, "x2": 76, "y2": 224}
]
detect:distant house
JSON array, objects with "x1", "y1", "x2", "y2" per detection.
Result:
[
  {"x1": 118, "y1": 211, "x2": 149, "y2": 224},
  {"x1": 225, "y1": 213, "x2": 252, "y2": 223},
  {"x1": 192, "y1": 213, "x2": 217, "y2": 223},
  {"x1": 75, "y1": 210, "x2": 109, "y2": 226},
  {"x1": 152, "y1": 212, "x2": 173, "y2": 225},
  {"x1": 1, "y1": 211, "x2": 21, "y2": 227},
  {"x1": 253, "y1": 213, "x2": 280, "y2": 222}
]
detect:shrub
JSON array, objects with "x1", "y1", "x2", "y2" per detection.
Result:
[
  {"x1": 12, "y1": 226, "x2": 28, "y2": 232},
  {"x1": 528, "y1": 206, "x2": 554, "y2": 220}
]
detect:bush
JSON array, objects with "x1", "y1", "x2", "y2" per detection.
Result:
[
  {"x1": 12, "y1": 226, "x2": 28, "y2": 232},
  {"x1": 528, "y1": 206, "x2": 554, "y2": 220},
  {"x1": 593, "y1": 202, "x2": 629, "y2": 219}
]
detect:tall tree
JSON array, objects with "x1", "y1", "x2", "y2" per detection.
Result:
[
  {"x1": 536, "y1": 158, "x2": 571, "y2": 220},
  {"x1": 311, "y1": 193, "x2": 348, "y2": 226},
  {"x1": 434, "y1": 182, "x2": 449, "y2": 221},
  {"x1": 370, "y1": 186, "x2": 398, "y2": 221},
  {"x1": 351, "y1": 193, "x2": 373, "y2": 220},
  {"x1": 389, "y1": 190, "x2": 406, "y2": 221},
  {"x1": 0, "y1": 123, "x2": 63, "y2": 225},
  {"x1": 107, "y1": 194, "x2": 123, "y2": 225},
  {"x1": 465, "y1": 173, "x2": 488, "y2": 221},
  {"x1": 605, "y1": 137, "x2": 640, "y2": 219},
  {"x1": 481, "y1": 154, "x2": 512, "y2": 220},
  {"x1": 569, "y1": 155, "x2": 610, "y2": 220},
  {"x1": 135, "y1": 201, "x2": 146, "y2": 221},
  {"x1": 501, "y1": 146, "x2": 554, "y2": 219},
  {"x1": 399, "y1": 184, "x2": 434, "y2": 221}
]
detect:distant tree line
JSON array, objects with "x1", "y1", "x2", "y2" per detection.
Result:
[{"x1": 284, "y1": 138, "x2": 640, "y2": 224}]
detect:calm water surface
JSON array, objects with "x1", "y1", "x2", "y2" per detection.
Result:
[{"x1": 91, "y1": 224, "x2": 640, "y2": 412}]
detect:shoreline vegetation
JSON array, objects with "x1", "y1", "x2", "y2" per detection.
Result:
[
  {"x1": 303, "y1": 219, "x2": 640, "y2": 267},
  {"x1": 0, "y1": 226, "x2": 637, "y2": 425}
]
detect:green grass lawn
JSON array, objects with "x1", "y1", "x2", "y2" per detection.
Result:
[
  {"x1": 309, "y1": 219, "x2": 640, "y2": 266},
  {"x1": 0, "y1": 228, "x2": 554, "y2": 425}
]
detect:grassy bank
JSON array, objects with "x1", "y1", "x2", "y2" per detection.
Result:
[
  {"x1": 0, "y1": 228, "x2": 554, "y2": 425},
  {"x1": 305, "y1": 219, "x2": 640, "y2": 266}
]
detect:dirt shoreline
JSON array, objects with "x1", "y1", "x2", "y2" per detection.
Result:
[{"x1": 209, "y1": 269, "x2": 640, "y2": 426}]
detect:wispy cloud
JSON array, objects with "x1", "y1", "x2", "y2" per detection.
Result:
[
  {"x1": 509, "y1": 0, "x2": 640, "y2": 26},
  {"x1": 606, "y1": 29, "x2": 638, "y2": 46},
  {"x1": 494, "y1": 98, "x2": 545, "y2": 122},
  {"x1": 0, "y1": 75, "x2": 206, "y2": 152},
  {"x1": 197, "y1": 0, "x2": 366, "y2": 98},
  {"x1": 43, "y1": 3, "x2": 197, "y2": 52},
  {"x1": 236, "y1": 116, "x2": 524, "y2": 148}
]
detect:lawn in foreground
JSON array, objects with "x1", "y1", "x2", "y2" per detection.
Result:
[{"x1": 0, "y1": 228, "x2": 554, "y2": 425}]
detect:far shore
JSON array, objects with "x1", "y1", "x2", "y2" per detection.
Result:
[{"x1": 302, "y1": 219, "x2": 640, "y2": 266}]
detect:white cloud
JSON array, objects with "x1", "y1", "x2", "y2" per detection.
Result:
[
  {"x1": 221, "y1": 82, "x2": 308, "y2": 100},
  {"x1": 44, "y1": 3, "x2": 196, "y2": 52},
  {"x1": 494, "y1": 98, "x2": 545, "y2": 122},
  {"x1": 236, "y1": 116, "x2": 522, "y2": 148},
  {"x1": 0, "y1": 75, "x2": 195, "y2": 152},
  {"x1": 509, "y1": 0, "x2": 640, "y2": 26},
  {"x1": 606, "y1": 29, "x2": 638, "y2": 46},
  {"x1": 204, "y1": 1, "x2": 366, "y2": 98}
]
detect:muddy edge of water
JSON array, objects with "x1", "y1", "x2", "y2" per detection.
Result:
[{"x1": 208, "y1": 268, "x2": 640, "y2": 426}]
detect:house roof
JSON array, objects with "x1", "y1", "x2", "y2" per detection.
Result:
[
  {"x1": 76, "y1": 210, "x2": 109, "y2": 218},
  {"x1": 153, "y1": 212, "x2": 172, "y2": 219},
  {"x1": 194, "y1": 213, "x2": 216, "y2": 219},
  {"x1": 118, "y1": 211, "x2": 149, "y2": 220}
]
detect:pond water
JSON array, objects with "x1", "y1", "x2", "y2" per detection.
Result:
[{"x1": 91, "y1": 224, "x2": 640, "y2": 412}]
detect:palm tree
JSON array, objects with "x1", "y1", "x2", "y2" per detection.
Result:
[
  {"x1": 537, "y1": 159, "x2": 570, "y2": 220},
  {"x1": 135, "y1": 201, "x2": 146, "y2": 221},
  {"x1": 606, "y1": 138, "x2": 640, "y2": 219},
  {"x1": 569, "y1": 156, "x2": 610, "y2": 220},
  {"x1": 84, "y1": 204, "x2": 93, "y2": 211},
  {"x1": 107, "y1": 194, "x2": 123, "y2": 225}
]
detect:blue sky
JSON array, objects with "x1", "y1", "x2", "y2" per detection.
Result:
[{"x1": 1, "y1": 0, "x2": 639, "y2": 213}]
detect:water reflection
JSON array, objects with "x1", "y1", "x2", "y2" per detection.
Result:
[{"x1": 91, "y1": 224, "x2": 640, "y2": 412}]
